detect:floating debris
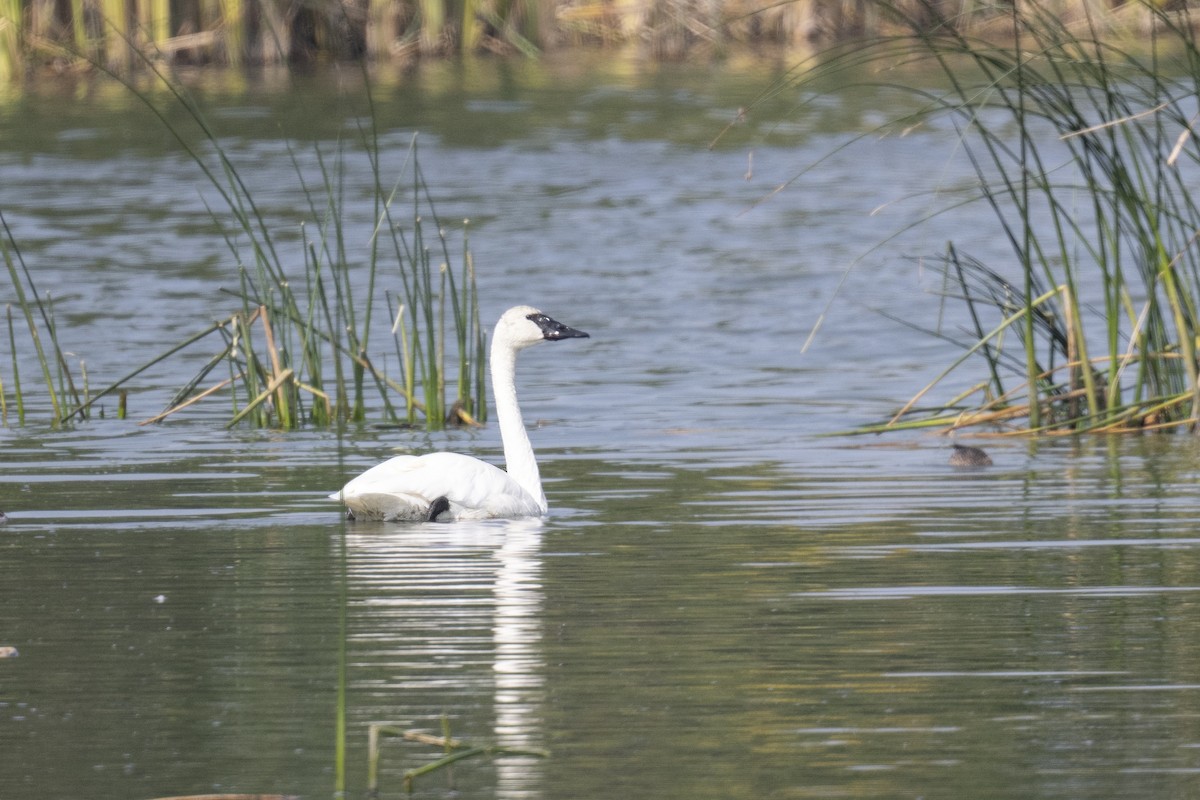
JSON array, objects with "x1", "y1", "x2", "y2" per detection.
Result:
[
  {"x1": 0, "y1": 646, "x2": 18, "y2": 658},
  {"x1": 368, "y1": 719, "x2": 549, "y2": 796}
]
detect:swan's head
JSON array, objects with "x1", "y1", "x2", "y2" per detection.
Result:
[{"x1": 496, "y1": 305, "x2": 589, "y2": 350}]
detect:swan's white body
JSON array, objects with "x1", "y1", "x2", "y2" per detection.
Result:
[{"x1": 330, "y1": 306, "x2": 588, "y2": 522}]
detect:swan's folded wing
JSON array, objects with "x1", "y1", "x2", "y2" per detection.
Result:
[
  {"x1": 339, "y1": 491, "x2": 435, "y2": 521},
  {"x1": 330, "y1": 455, "x2": 420, "y2": 499},
  {"x1": 330, "y1": 455, "x2": 428, "y2": 519},
  {"x1": 330, "y1": 452, "x2": 543, "y2": 520}
]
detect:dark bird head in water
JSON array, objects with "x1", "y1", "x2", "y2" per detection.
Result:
[{"x1": 949, "y1": 444, "x2": 993, "y2": 468}]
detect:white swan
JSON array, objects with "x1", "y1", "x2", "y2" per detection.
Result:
[{"x1": 330, "y1": 305, "x2": 589, "y2": 522}]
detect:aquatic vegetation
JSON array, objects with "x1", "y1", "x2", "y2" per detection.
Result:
[
  {"x1": 0, "y1": 211, "x2": 84, "y2": 426},
  {"x1": 773, "y1": 0, "x2": 1200, "y2": 435},
  {"x1": 0, "y1": 54, "x2": 484, "y2": 430},
  {"x1": 63, "y1": 135, "x2": 487, "y2": 431},
  {"x1": 368, "y1": 718, "x2": 549, "y2": 795}
]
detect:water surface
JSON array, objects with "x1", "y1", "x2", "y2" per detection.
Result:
[{"x1": 2, "y1": 54, "x2": 1200, "y2": 800}]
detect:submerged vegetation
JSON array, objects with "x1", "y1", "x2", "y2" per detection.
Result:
[
  {"x1": 759, "y1": 0, "x2": 1200, "y2": 435},
  {"x1": 368, "y1": 718, "x2": 548, "y2": 795}
]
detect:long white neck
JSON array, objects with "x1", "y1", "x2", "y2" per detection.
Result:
[{"x1": 491, "y1": 334, "x2": 547, "y2": 513}]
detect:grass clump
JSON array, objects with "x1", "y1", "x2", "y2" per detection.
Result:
[
  {"x1": 2, "y1": 51, "x2": 485, "y2": 432},
  {"x1": 64, "y1": 133, "x2": 487, "y2": 431},
  {"x1": 770, "y1": 0, "x2": 1200, "y2": 435},
  {"x1": 0, "y1": 211, "x2": 85, "y2": 426}
]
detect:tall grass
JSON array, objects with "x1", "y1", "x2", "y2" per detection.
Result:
[
  {"x1": 95, "y1": 135, "x2": 484, "y2": 431},
  {"x1": 773, "y1": 0, "x2": 1200, "y2": 434},
  {"x1": 1, "y1": 26, "x2": 484, "y2": 430},
  {"x1": 2, "y1": 45, "x2": 485, "y2": 430},
  {"x1": 0, "y1": 211, "x2": 85, "y2": 426}
]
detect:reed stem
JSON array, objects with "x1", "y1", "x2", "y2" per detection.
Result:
[{"x1": 0, "y1": 0, "x2": 22, "y2": 79}]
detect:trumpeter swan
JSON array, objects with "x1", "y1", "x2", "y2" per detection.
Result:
[{"x1": 330, "y1": 305, "x2": 589, "y2": 521}]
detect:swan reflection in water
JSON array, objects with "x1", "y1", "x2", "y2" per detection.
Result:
[{"x1": 345, "y1": 517, "x2": 547, "y2": 797}]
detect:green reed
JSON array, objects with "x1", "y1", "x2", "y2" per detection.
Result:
[
  {"x1": 774, "y1": 0, "x2": 1200, "y2": 434},
  {"x1": 4, "y1": 305, "x2": 17, "y2": 425},
  {"x1": 35, "y1": 42, "x2": 485, "y2": 430},
  {"x1": 0, "y1": 211, "x2": 86, "y2": 425}
]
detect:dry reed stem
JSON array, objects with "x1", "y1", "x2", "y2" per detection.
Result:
[
  {"x1": 883, "y1": 260, "x2": 1200, "y2": 435},
  {"x1": 887, "y1": 284, "x2": 1062, "y2": 426},
  {"x1": 226, "y1": 367, "x2": 294, "y2": 428},
  {"x1": 1060, "y1": 100, "x2": 1173, "y2": 140},
  {"x1": 138, "y1": 373, "x2": 240, "y2": 424},
  {"x1": 889, "y1": 346, "x2": 1192, "y2": 435},
  {"x1": 296, "y1": 380, "x2": 332, "y2": 418},
  {"x1": 402, "y1": 730, "x2": 465, "y2": 747}
]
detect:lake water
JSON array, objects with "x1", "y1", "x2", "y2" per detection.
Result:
[{"x1": 3, "y1": 52, "x2": 1200, "y2": 800}]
